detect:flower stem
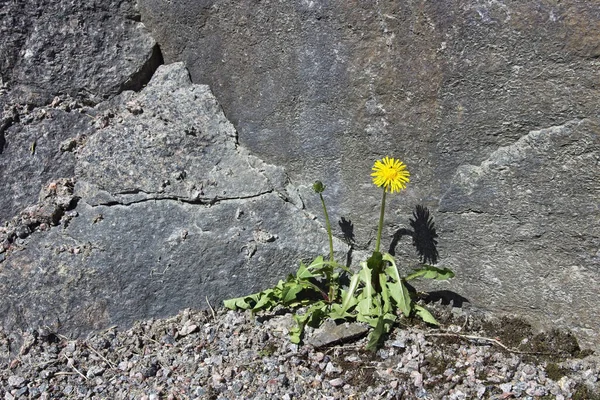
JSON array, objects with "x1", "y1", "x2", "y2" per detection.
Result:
[
  {"x1": 374, "y1": 189, "x2": 387, "y2": 253},
  {"x1": 319, "y1": 193, "x2": 335, "y2": 263}
]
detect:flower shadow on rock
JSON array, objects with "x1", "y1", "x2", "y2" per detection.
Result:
[{"x1": 389, "y1": 205, "x2": 439, "y2": 265}]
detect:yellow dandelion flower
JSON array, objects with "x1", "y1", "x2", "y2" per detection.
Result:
[{"x1": 371, "y1": 156, "x2": 410, "y2": 193}]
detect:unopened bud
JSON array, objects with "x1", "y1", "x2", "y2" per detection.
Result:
[{"x1": 313, "y1": 181, "x2": 325, "y2": 193}]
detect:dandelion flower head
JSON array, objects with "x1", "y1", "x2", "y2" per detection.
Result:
[{"x1": 371, "y1": 156, "x2": 410, "y2": 193}]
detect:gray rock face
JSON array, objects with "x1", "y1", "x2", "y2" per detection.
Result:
[
  {"x1": 0, "y1": 104, "x2": 90, "y2": 223},
  {"x1": 0, "y1": 63, "x2": 345, "y2": 340},
  {"x1": 0, "y1": 0, "x2": 160, "y2": 106},
  {"x1": 0, "y1": 0, "x2": 161, "y2": 224},
  {"x1": 137, "y1": 1, "x2": 600, "y2": 345},
  {"x1": 0, "y1": 0, "x2": 598, "y2": 349},
  {"x1": 138, "y1": 0, "x2": 600, "y2": 240},
  {"x1": 437, "y1": 119, "x2": 600, "y2": 343}
]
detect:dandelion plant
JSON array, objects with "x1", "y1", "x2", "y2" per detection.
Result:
[{"x1": 224, "y1": 156, "x2": 455, "y2": 351}]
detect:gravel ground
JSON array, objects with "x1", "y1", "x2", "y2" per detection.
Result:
[{"x1": 1, "y1": 304, "x2": 598, "y2": 400}]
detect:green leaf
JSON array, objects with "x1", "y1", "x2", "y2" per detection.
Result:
[
  {"x1": 356, "y1": 313, "x2": 380, "y2": 328},
  {"x1": 296, "y1": 262, "x2": 317, "y2": 280},
  {"x1": 382, "y1": 254, "x2": 412, "y2": 317},
  {"x1": 382, "y1": 253, "x2": 400, "y2": 282},
  {"x1": 335, "y1": 273, "x2": 361, "y2": 316},
  {"x1": 329, "y1": 302, "x2": 354, "y2": 320},
  {"x1": 356, "y1": 297, "x2": 373, "y2": 317},
  {"x1": 335, "y1": 263, "x2": 352, "y2": 273},
  {"x1": 223, "y1": 297, "x2": 252, "y2": 310},
  {"x1": 386, "y1": 281, "x2": 411, "y2": 317},
  {"x1": 306, "y1": 303, "x2": 328, "y2": 328},
  {"x1": 253, "y1": 290, "x2": 278, "y2": 310},
  {"x1": 281, "y1": 283, "x2": 304, "y2": 305},
  {"x1": 307, "y1": 256, "x2": 330, "y2": 273},
  {"x1": 366, "y1": 317, "x2": 386, "y2": 352},
  {"x1": 405, "y1": 265, "x2": 455, "y2": 281},
  {"x1": 289, "y1": 324, "x2": 303, "y2": 344},
  {"x1": 414, "y1": 304, "x2": 439, "y2": 325},
  {"x1": 297, "y1": 256, "x2": 346, "y2": 279},
  {"x1": 290, "y1": 302, "x2": 328, "y2": 343},
  {"x1": 365, "y1": 313, "x2": 396, "y2": 352},
  {"x1": 379, "y1": 273, "x2": 392, "y2": 314},
  {"x1": 359, "y1": 262, "x2": 373, "y2": 310},
  {"x1": 291, "y1": 312, "x2": 310, "y2": 344}
]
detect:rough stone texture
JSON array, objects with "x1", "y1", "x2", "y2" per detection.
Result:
[
  {"x1": 0, "y1": 103, "x2": 92, "y2": 223},
  {"x1": 0, "y1": 0, "x2": 598, "y2": 350},
  {"x1": 138, "y1": 0, "x2": 600, "y2": 238},
  {"x1": 0, "y1": 0, "x2": 160, "y2": 106},
  {"x1": 0, "y1": 0, "x2": 161, "y2": 224},
  {"x1": 138, "y1": 0, "x2": 600, "y2": 345},
  {"x1": 307, "y1": 320, "x2": 369, "y2": 348},
  {"x1": 437, "y1": 119, "x2": 600, "y2": 345},
  {"x1": 0, "y1": 63, "x2": 347, "y2": 340}
]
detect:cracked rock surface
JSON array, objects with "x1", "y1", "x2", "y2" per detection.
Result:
[
  {"x1": 0, "y1": 63, "x2": 346, "y2": 347},
  {"x1": 138, "y1": 0, "x2": 600, "y2": 347},
  {"x1": 76, "y1": 63, "x2": 279, "y2": 206}
]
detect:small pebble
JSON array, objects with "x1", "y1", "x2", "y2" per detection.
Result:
[
  {"x1": 7, "y1": 375, "x2": 25, "y2": 388},
  {"x1": 329, "y1": 378, "x2": 344, "y2": 387}
]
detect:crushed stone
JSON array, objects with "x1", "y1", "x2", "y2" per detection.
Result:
[{"x1": 1, "y1": 305, "x2": 598, "y2": 399}]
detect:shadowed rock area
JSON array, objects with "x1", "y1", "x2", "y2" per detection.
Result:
[{"x1": 0, "y1": 0, "x2": 160, "y2": 106}]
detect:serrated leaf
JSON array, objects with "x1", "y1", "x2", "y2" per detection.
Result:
[
  {"x1": 379, "y1": 273, "x2": 392, "y2": 314},
  {"x1": 289, "y1": 324, "x2": 303, "y2": 344},
  {"x1": 365, "y1": 314, "x2": 396, "y2": 352},
  {"x1": 405, "y1": 265, "x2": 455, "y2": 281},
  {"x1": 385, "y1": 280, "x2": 411, "y2": 317},
  {"x1": 255, "y1": 288, "x2": 282, "y2": 310},
  {"x1": 414, "y1": 304, "x2": 439, "y2": 325},
  {"x1": 329, "y1": 303, "x2": 354, "y2": 320},
  {"x1": 383, "y1": 256, "x2": 412, "y2": 317},
  {"x1": 223, "y1": 297, "x2": 251, "y2": 310},
  {"x1": 289, "y1": 302, "x2": 328, "y2": 344},
  {"x1": 281, "y1": 283, "x2": 304, "y2": 305},
  {"x1": 291, "y1": 312, "x2": 310, "y2": 344},
  {"x1": 306, "y1": 303, "x2": 328, "y2": 328},
  {"x1": 296, "y1": 262, "x2": 317, "y2": 280},
  {"x1": 334, "y1": 273, "x2": 361, "y2": 317}
]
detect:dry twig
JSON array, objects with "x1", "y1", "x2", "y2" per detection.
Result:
[
  {"x1": 85, "y1": 343, "x2": 117, "y2": 369},
  {"x1": 206, "y1": 296, "x2": 217, "y2": 320},
  {"x1": 64, "y1": 354, "x2": 88, "y2": 380},
  {"x1": 424, "y1": 331, "x2": 553, "y2": 356}
]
